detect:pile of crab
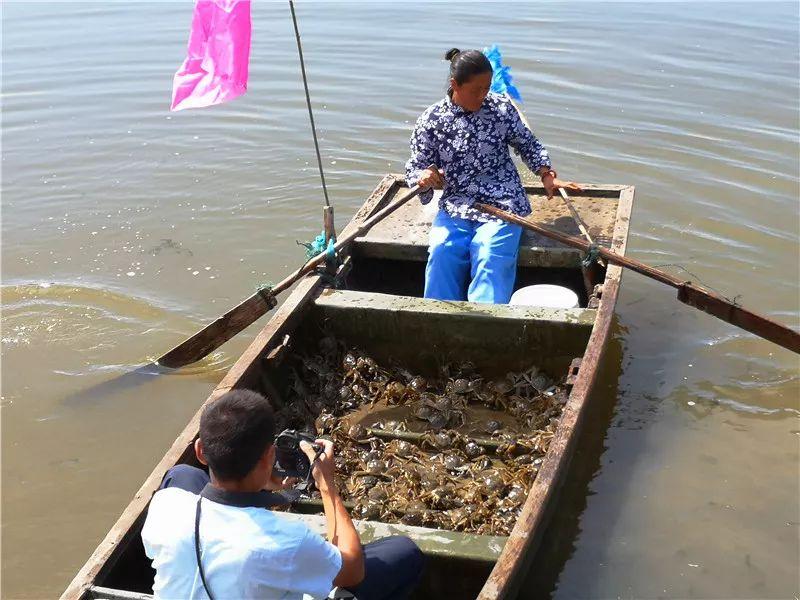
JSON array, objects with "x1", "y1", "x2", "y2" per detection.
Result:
[{"x1": 278, "y1": 337, "x2": 569, "y2": 536}]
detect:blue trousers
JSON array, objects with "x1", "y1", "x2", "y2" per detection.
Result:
[
  {"x1": 425, "y1": 210, "x2": 522, "y2": 303},
  {"x1": 160, "y1": 465, "x2": 425, "y2": 600}
]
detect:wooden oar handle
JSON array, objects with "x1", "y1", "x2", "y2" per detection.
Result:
[{"x1": 475, "y1": 203, "x2": 800, "y2": 354}]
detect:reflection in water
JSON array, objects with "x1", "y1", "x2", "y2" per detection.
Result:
[
  {"x1": 58, "y1": 356, "x2": 232, "y2": 408},
  {"x1": 521, "y1": 320, "x2": 626, "y2": 599},
  {"x1": 59, "y1": 363, "x2": 167, "y2": 408},
  {"x1": 2, "y1": 282, "x2": 231, "y2": 409}
]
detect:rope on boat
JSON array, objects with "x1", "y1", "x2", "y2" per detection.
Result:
[
  {"x1": 255, "y1": 284, "x2": 277, "y2": 307},
  {"x1": 289, "y1": 0, "x2": 331, "y2": 209},
  {"x1": 297, "y1": 231, "x2": 332, "y2": 260},
  {"x1": 581, "y1": 243, "x2": 600, "y2": 268},
  {"x1": 296, "y1": 231, "x2": 338, "y2": 273}
]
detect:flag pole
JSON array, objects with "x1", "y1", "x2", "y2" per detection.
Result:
[{"x1": 288, "y1": 0, "x2": 336, "y2": 243}]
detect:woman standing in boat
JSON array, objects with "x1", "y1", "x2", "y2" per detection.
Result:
[{"x1": 406, "y1": 48, "x2": 581, "y2": 303}]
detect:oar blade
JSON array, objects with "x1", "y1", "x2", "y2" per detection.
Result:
[
  {"x1": 157, "y1": 291, "x2": 275, "y2": 368},
  {"x1": 678, "y1": 283, "x2": 800, "y2": 354}
]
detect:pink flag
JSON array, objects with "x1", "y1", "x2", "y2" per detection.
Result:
[{"x1": 170, "y1": 0, "x2": 252, "y2": 111}]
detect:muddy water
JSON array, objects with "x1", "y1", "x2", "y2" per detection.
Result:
[{"x1": 2, "y1": 2, "x2": 798, "y2": 598}]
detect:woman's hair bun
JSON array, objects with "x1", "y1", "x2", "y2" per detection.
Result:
[{"x1": 444, "y1": 48, "x2": 460, "y2": 62}]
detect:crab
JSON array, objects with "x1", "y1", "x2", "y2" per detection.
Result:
[
  {"x1": 420, "y1": 431, "x2": 456, "y2": 452},
  {"x1": 280, "y1": 343, "x2": 573, "y2": 536},
  {"x1": 315, "y1": 412, "x2": 339, "y2": 435}
]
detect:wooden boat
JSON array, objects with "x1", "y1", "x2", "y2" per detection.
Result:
[{"x1": 62, "y1": 175, "x2": 634, "y2": 600}]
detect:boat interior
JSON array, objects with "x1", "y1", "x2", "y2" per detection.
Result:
[{"x1": 81, "y1": 181, "x2": 629, "y2": 600}]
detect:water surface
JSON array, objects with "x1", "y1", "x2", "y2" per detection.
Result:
[{"x1": 2, "y1": 2, "x2": 798, "y2": 598}]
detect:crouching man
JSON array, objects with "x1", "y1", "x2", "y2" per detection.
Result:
[{"x1": 142, "y1": 389, "x2": 424, "y2": 599}]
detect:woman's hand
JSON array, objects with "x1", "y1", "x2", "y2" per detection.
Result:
[
  {"x1": 417, "y1": 166, "x2": 446, "y2": 190},
  {"x1": 541, "y1": 171, "x2": 582, "y2": 200}
]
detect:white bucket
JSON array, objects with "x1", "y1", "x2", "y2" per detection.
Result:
[{"x1": 509, "y1": 284, "x2": 580, "y2": 308}]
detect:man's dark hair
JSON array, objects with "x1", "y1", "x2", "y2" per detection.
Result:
[{"x1": 199, "y1": 389, "x2": 275, "y2": 481}]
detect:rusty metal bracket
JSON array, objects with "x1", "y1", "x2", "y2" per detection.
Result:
[
  {"x1": 588, "y1": 284, "x2": 603, "y2": 309},
  {"x1": 565, "y1": 358, "x2": 582, "y2": 386}
]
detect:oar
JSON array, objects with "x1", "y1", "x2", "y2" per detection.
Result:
[
  {"x1": 475, "y1": 202, "x2": 800, "y2": 354},
  {"x1": 157, "y1": 184, "x2": 423, "y2": 368},
  {"x1": 507, "y1": 96, "x2": 606, "y2": 268}
]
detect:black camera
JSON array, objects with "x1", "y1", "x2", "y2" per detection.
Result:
[{"x1": 274, "y1": 429, "x2": 322, "y2": 479}]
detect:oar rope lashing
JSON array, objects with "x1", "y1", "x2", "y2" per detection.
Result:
[
  {"x1": 581, "y1": 244, "x2": 601, "y2": 268},
  {"x1": 297, "y1": 231, "x2": 336, "y2": 260},
  {"x1": 296, "y1": 230, "x2": 338, "y2": 280}
]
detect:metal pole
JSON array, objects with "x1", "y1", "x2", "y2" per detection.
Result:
[{"x1": 288, "y1": 0, "x2": 330, "y2": 208}]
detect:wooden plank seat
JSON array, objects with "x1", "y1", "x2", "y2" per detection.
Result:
[
  {"x1": 281, "y1": 513, "x2": 506, "y2": 563},
  {"x1": 314, "y1": 289, "x2": 596, "y2": 326},
  {"x1": 353, "y1": 184, "x2": 620, "y2": 268},
  {"x1": 311, "y1": 289, "x2": 596, "y2": 373}
]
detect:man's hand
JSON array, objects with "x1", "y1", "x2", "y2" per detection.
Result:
[
  {"x1": 541, "y1": 171, "x2": 582, "y2": 200},
  {"x1": 302, "y1": 438, "x2": 364, "y2": 586},
  {"x1": 300, "y1": 438, "x2": 336, "y2": 494},
  {"x1": 417, "y1": 166, "x2": 445, "y2": 190}
]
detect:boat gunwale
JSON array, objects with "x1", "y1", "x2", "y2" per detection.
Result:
[{"x1": 477, "y1": 184, "x2": 635, "y2": 599}]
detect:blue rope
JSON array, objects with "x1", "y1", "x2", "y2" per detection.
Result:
[
  {"x1": 297, "y1": 231, "x2": 337, "y2": 276},
  {"x1": 297, "y1": 231, "x2": 330, "y2": 260}
]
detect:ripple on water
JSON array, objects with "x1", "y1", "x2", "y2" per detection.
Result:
[
  {"x1": 679, "y1": 332, "x2": 800, "y2": 416},
  {"x1": 1, "y1": 281, "x2": 231, "y2": 377}
]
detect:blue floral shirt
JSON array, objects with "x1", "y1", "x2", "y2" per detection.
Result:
[{"x1": 405, "y1": 92, "x2": 551, "y2": 223}]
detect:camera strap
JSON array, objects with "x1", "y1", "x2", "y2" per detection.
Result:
[
  {"x1": 194, "y1": 497, "x2": 215, "y2": 600},
  {"x1": 193, "y1": 485, "x2": 293, "y2": 599}
]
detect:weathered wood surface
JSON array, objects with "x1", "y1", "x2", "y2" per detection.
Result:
[
  {"x1": 279, "y1": 512, "x2": 507, "y2": 562},
  {"x1": 61, "y1": 176, "x2": 401, "y2": 600},
  {"x1": 315, "y1": 289, "x2": 595, "y2": 325},
  {"x1": 313, "y1": 289, "x2": 595, "y2": 376},
  {"x1": 355, "y1": 238, "x2": 585, "y2": 268},
  {"x1": 477, "y1": 202, "x2": 800, "y2": 355},
  {"x1": 354, "y1": 184, "x2": 619, "y2": 267},
  {"x1": 88, "y1": 586, "x2": 153, "y2": 600},
  {"x1": 323, "y1": 205, "x2": 336, "y2": 246},
  {"x1": 676, "y1": 284, "x2": 800, "y2": 354},
  {"x1": 476, "y1": 185, "x2": 635, "y2": 599},
  {"x1": 156, "y1": 176, "x2": 404, "y2": 368}
]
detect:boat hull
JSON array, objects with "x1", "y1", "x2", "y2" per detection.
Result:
[{"x1": 62, "y1": 175, "x2": 633, "y2": 600}]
